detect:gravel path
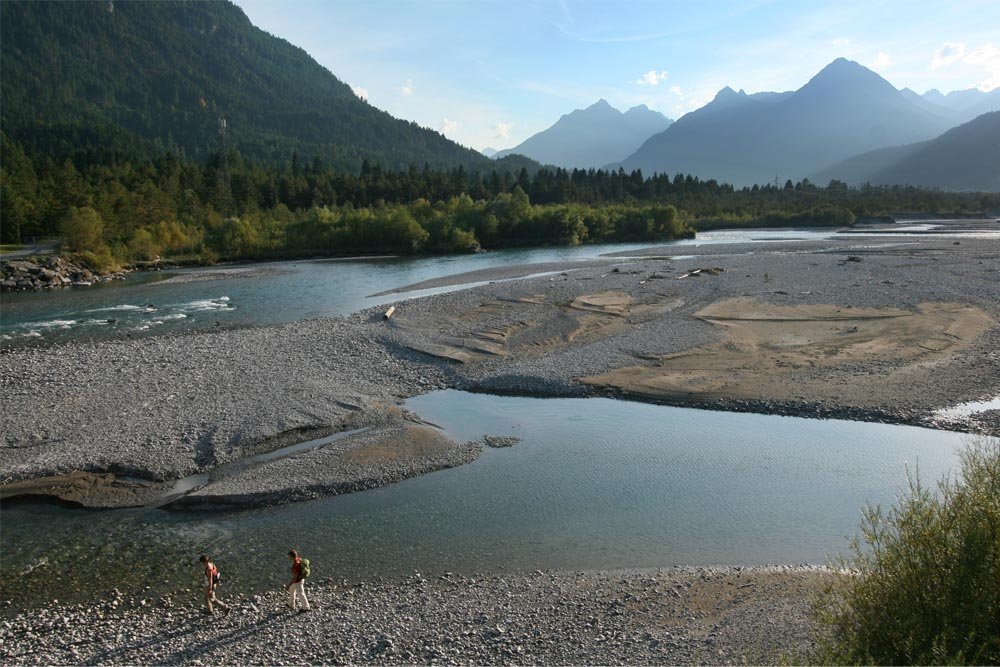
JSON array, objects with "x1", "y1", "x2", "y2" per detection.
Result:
[{"x1": 0, "y1": 567, "x2": 830, "y2": 666}]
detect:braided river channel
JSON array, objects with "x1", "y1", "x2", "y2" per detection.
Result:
[{"x1": 1, "y1": 225, "x2": 985, "y2": 612}]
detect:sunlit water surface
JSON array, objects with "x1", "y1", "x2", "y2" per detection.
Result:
[{"x1": 0, "y1": 391, "x2": 965, "y2": 612}]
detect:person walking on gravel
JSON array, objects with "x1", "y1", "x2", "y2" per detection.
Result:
[
  {"x1": 199, "y1": 554, "x2": 229, "y2": 615},
  {"x1": 286, "y1": 549, "x2": 311, "y2": 612}
]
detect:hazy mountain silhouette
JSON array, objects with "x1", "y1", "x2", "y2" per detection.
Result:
[
  {"x1": 495, "y1": 99, "x2": 673, "y2": 169},
  {"x1": 899, "y1": 88, "x2": 962, "y2": 120},
  {"x1": 919, "y1": 87, "x2": 1000, "y2": 122},
  {"x1": 812, "y1": 111, "x2": 1000, "y2": 191},
  {"x1": 616, "y1": 58, "x2": 956, "y2": 186}
]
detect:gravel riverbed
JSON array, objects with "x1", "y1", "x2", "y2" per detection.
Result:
[
  {"x1": 2, "y1": 231, "x2": 999, "y2": 508},
  {"x1": 0, "y1": 567, "x2": 831, "y2": 666},
  {"x1": 1, "y1": 227, "x2": 996, "y2": 664}
]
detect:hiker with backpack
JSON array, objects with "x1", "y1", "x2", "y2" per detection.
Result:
[
  {"x1": 286, "y1": 549, "x2": 311, "y2": 612},
  {"x1": 199, "y1": 554, "x2": 229, "y2": 615}
]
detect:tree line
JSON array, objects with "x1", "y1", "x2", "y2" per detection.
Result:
[{"x1": 2, "y1": 134, "x2": 998, "y2": 268}]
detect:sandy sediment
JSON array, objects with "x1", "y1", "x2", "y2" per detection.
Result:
[
  {"x1": 169, "y1": 407, "x2": 481, "y2": 510},
  {"x1": 2, "y1": 230, "x2": 999, "y2": 509},
  {"x1": 0, "y1": 470, "x2": 166, "y2": 508},
  {"x1": 582, "y1": 298, "x2": 993, "y2": 403},
  {"x1": 0, "y1": 566, "x2": 831, "y2": 666}
]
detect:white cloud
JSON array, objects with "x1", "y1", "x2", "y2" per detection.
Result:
[
  {"x1": 351, "y1": 84, "x2": 369, "y2": 101},
  {"x1": 685, "y1": 94, "x2": 709, "y2": 111},
  {"x1": 669, "y1": 85, "x2": 682, "y2": 96},
  {"x1": 870, "y1": 52, "x2": 893, "y2": 69},
  {"x1": 931, "y1": 42, "x2": 966, "y2": 69},
  {"x1": 398, "y1": 79, "x2": 414, "y2": 96},
  {"x1": 930, "y1": 41, "x2": 1000, "y2": 91},
  {"x1": 492, "y1": 121, "x2": 512, "y2": 139},
  {"x1": 964, "y1": 43, "x2": 1000, "y2": 91},
  {"x1": 439, "y1": 117, "x2": 459, "y2": 135},
  {"x1": 635, "y1": 70, "x2": 668, "y2": 86},
  {"x1": 831, "y1": 38, "x2": 851, "y2": 47}
]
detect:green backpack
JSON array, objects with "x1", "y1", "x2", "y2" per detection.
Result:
[{"x1": 300, "y1": 558, "x2": 311, "y2": 579}]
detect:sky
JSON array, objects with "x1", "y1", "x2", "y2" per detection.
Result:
[{"x1": 234, "y1": 0, "x2": 1000, "y2": 152}]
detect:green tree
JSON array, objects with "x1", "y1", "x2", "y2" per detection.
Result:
[{"x1": 59, "y1": 206, "x2": 106, "y2": 253}]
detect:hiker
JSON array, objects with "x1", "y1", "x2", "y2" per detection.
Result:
[
  {"x1": 286, "y1": 549, "x2": 311, "y2": 612},
  {"x1": 199, "y1": 554, "x2": 229, "y2": 615}
]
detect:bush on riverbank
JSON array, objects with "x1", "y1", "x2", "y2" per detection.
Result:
[
  {"x1": 692, "y1": 205, "x2": 856, "y2": 231},
  {"x1": 815, "y1": 438, "x2": 1000, "y2": 665},
  {"x1": 183, "y1": 194, "x2": 692, "y2": 260}
]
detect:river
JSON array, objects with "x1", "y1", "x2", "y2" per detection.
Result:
[
  {"x1": 0, "y1": 391, "x2": 967, "y2": 611},
  {"x1": 0, "y1": 229, "x2": 874, "y2": 346},
  {"x1": 0, "y1": 223, "x2": 985, "y2": 613}
]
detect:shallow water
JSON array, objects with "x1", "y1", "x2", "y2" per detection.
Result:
[
  {"x1": 0, "y1": 391, "x2": 966, "y2": 611},
  {"x1": 1, "y1": 230, "x2": 864, "y2": 346}
]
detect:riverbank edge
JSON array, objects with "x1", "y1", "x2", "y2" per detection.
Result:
[
  {"x1": 0, "y1": 369, "x2": 991, "y2": 511},
  {"x1": 0, "y1": 565, "x2": 834, "y2": 665},
  {"x1": 7, "y1": 212, "x2": 997, "y2": 293},
  {"x1": 2, "y1": 228, "x2": 997, "y2": 509}
]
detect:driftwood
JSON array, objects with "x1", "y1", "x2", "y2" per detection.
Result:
[{"x1": 677, "y1": 267, "x2": 724, "y2": 279}]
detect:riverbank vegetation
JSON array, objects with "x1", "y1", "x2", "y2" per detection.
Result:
[
  {"x1": 3, "y1": 134, "x2": 998, "y2": 267},
  {"x1": 815, "y1": 438, "x2": 1000, "y2": 665}
]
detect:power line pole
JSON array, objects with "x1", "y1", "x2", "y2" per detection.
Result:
[
  {"x1": 218, "y1": 116, "x2": 230, "y2": 192},
  {"x1": 217, "y1": 116, "x2": 232, "y2": 214}
]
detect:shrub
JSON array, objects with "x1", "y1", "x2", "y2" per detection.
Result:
[
  {"x1": 815, "y1": 438, "x2": 1000, "y2": 665},
  {"x1": 59, "y1": 206, "x2": 106, "y2": 253},
  {"x1": 129, "y1": 228, "x2": 161, "y2": 260},
  {"x1": 75, "y1": 247, "x2": 120, "y2": 273}
]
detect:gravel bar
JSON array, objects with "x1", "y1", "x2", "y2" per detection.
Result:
[
  {"x1": 2, "y1": 229, "x2": 998, "y2": 508},
  {"x1": 0, "y1": 566, "x2": 831, "y2": 666}
]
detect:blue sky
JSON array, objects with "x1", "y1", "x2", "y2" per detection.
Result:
[{"x1": 235, "y1": 0, "x2": 1000, "y2": 151}]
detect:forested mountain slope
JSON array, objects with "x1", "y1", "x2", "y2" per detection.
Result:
[
  {"x1": 813, "y1": 112, "x2": 1000, "y2": 191},
  {"x1": 0, "y1": 0, "x2": 487, "y2": 170}
]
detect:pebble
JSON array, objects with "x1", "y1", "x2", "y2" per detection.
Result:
[{"x1": 0, "y1": 568, "x2": 832, "y2": 665}]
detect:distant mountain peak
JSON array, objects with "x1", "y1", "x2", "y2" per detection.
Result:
[
  {"x1": 494, "y1": 98, "x2": 672, "y2": 169},
  {"x1": 800, "y1": 58, "x2": 897, "y2": 98},
  {"x1": 712, "y1": 86, "x2": 744, "y2": 102},
  {"x1": 814, "y1": 57, "x2": 873, "y2": 79},
  {"x1": 616, "y1": 57, "x2": 955, "y2": 187}
]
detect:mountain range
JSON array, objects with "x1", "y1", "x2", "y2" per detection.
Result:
[
  {"x1": 812, "y1": 111, "x2": 1000, "y2": 190},
  {"x1": 1, "y1": 2, "x2": 996, "y2": 192},
  {"x1": 615, "y1": 58, "x2": 980, "y2": 186},
  {"x1": 494, "y1": 100, "x2": 672, "y2": 169},
  {"x1": 0, "y1": 0, "x2": 488, "y2": 171}
]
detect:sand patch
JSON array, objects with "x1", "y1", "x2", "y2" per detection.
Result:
[
  {"x1": 584, "y1": 298, "x2": 993, "y2": 401},
  {"x1": 569, "y1": 291, "x2": 634, "y2": 316},
  {"x1": 340, "y1": 425, "x2": 454, "y2": 466},
  {"x1": 0, "y1": 471, "x2": 163, "y2": 507},
  {"x1": 396, "y1": 291, "x2": 681, "y2": 363}
]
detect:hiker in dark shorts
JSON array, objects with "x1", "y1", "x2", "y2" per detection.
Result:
[
  {"x1": 199, "y1": 554, "x2": 229, "y2": 615},
  {"x1": 286, "y1": 549, "x2": 310, "y2": 612}
]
